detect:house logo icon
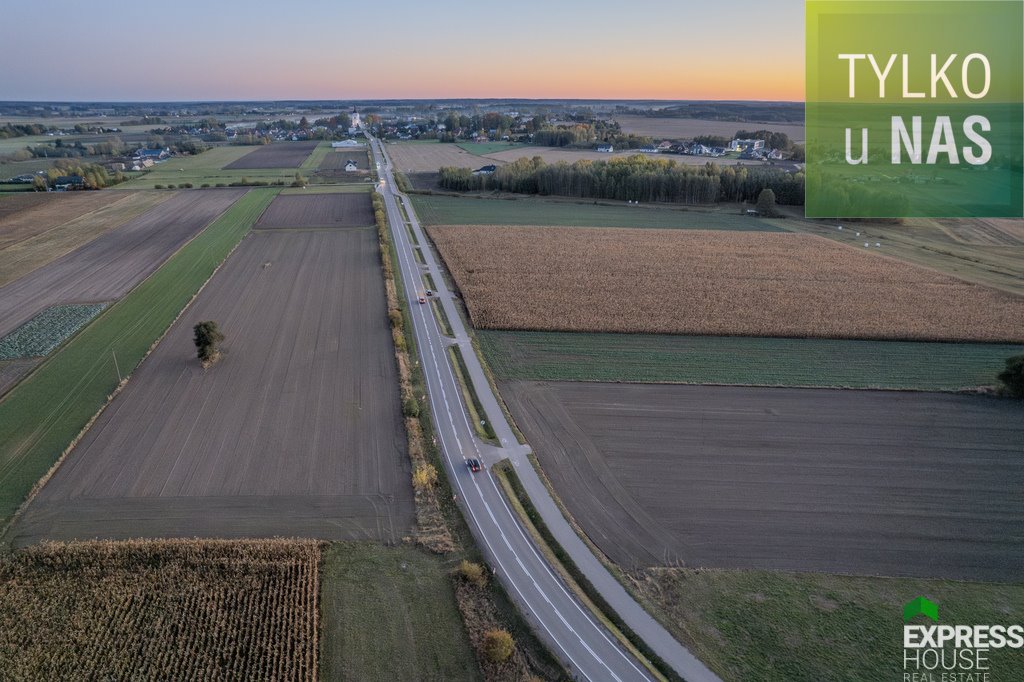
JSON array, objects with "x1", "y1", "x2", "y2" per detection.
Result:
[{"x1": 903, "y1": 597, "x2": 939, "y2": 622}]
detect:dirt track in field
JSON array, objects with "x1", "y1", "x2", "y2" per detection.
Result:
[
  {"x1": 502, "y1": 381, "x2": 1024, "y2": 582},
  {"x1": 0, "y1": 189, "x2": 246, "y2": 338},
  {"x1": 13, "y1": 227, "x2": 412, "y2": 544},
  {"x1": 255, "y1": 193, "x2": 374, "y2": 229},
  {"x1": 223, "y1": 141, "x2": 319, "y2": 169}
]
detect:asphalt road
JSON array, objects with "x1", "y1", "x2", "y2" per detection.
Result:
[{"x1": 371, "y1": 135, "x2": 720, "y2": 682}]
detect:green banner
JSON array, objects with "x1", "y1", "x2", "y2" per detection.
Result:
[{"x1": 806, "y1": 0, "x2": 1023, "y2": 217}]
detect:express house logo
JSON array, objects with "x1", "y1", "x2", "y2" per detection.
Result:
[{"x1": 902, "y1": 597, "x2": 1023, "y2": 681}]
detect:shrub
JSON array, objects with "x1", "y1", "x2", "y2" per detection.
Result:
[
  {"x1": 482, "y1": 629, "x2": 514, "y2": 663},
  {"x1": 756, "y1": 188, "x2": 777, "y2": 217},
  {"x1": 153, "y1": 184, "x2": 165, "y2": 189},
  {"x1": 215, "y1": 183, "x2": 226, "y2": 188},
  {"x1": 998, "y1": 354, "x2": 1024, "y2": 397},
  {"x1": 201, "y1": 183, "x2": 210, "y2": 188},
  {"x1": 411, "y1": 464, "x2": 438, "y2": 491},
  {"x1": 457, "y1": 560, "x2": 487, "y2": 588},
  {"x1": 181, "y1": 182, "x2": 193, "y2": 189},
  {"x1": 402, "y1": 396, "x2": 420, "y2": 418}
]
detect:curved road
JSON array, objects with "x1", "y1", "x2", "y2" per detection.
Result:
[{"x1": 370, "y1": 134, "x2": 720, "y2": 682}]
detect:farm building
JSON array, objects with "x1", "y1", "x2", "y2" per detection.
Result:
[
  {"x1": 596, "y1": 144, "x2": 614, "y2": 153},
  {"x1": 472, "y1": 165, "x2": 497, "y2": 175},
  {"x1": 345, "y1": 160, "x2": 358, "y2": 172},
  {"x1": 331, "y1": 139, "x2": 361, "y2": 148}
]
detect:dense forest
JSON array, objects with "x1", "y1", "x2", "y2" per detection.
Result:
[{"x1": 438, "y1": 155, "x2": 804, "y2": 205}]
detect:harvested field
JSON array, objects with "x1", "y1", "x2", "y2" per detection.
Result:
[
  {"x1": 224, "y1": 141, "x2": 319, "y2": 169},
  {"x1": 386, "y1": 141, "x2": 497, "y2": 173},
  {"x1": 0, "y1": 189, "x2": 245, "y2": 338},
  {"x1": 613, "y1": 114, "x2": 806, "y2": 143},
  {"x1": 13, "y1": 227, "x2": 412, "y2": 544},
  {"x1": 0, "y1": 192, "x2": 52, "y2": 223},
  {"x1": 502, "y1": 381, "x2": 1024, "y2": 581},
  {"x1": 0, "y1": 539, "x2": 320, "y2": 681},
  {"x1": 0, "y1": 191, "x2": 174, "y2": 286},
  {"x1": 255, "y1": 192, "x2": 374, "y2": 229},
  {"x1": 429, "y1": 226, "x2": 1024, "y2": 342},
  {"x1": 0, "y1": 192, "x2": 124, "y2": 249}
]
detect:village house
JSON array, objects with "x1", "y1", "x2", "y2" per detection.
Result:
[
  {"x1": 345, "y1": 159, "x2": 358, "y2": 172},
  {"x1": 596, "y1": 143, "x2": 614, "y2": 153},
  {"x1": 472, "y1": 165, "x2": 497, "y2": 176}
]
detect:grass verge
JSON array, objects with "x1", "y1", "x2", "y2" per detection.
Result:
[
  {"x1": 629, "y1": 567, "x2": 1024, "y2": 681},
  {"x1": 0, "y1": 188, "x2": 278, "y2": 531},
  {"x1": 432, "y1": 300, "x2": 454, "y2": 337},
  {"x1": 321, "y1": 542, "x2": 479, "y2": 681},
  {"x1": 448, "y1": 345, "x2": 498, "y2": 443},
  {"x1": 375, "y1": 182, "x2": 565, "y2": 679}
]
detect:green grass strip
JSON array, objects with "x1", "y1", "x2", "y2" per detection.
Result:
[
  {"x1": 447, "y1": 345, "x2": 498, "y2": 443},
  {"x1": 0, "y1": 188, "x2": 279, "y2": 528},
  {"x1": 431, "y1": 300, "x2": 453, "y2": 338},
  {"x1": 479, "y1": 330, "x2": 1024, "y2": 392}
]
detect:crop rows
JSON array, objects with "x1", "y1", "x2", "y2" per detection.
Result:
[
  {"x1": 0, "y1": 304, "x2": 107, "y2": 360},
  {"x1": 429, "y1": 226, "x2": 1024, "y2": 342},
  {"x1": 0, "y1": 539, "x2": 321, "y2": 681}
]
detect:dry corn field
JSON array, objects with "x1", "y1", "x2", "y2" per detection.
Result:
[
  {"x1": 428, "y1": 226, "x2": 1024, "y2": 342},
  {"x1": 0, "y1": 539, "x2": 321, "y2": 681}
]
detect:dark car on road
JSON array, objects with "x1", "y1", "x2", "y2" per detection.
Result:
[{"x1": 466, "y1": 458, "x2": 482, "y2": 473}]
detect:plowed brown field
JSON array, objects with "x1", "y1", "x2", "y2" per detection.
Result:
[
  {"x1": 255, "y1": 192, "x2": 374, "y2": 229},
  {"x1": 13, "y1": 227, "x2": 412, "y2": 545}
]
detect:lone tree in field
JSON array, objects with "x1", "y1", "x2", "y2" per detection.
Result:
[
  {"x1": 756, "y1": 188, "x2": 777, "y2": 217},
  {"x1": 193, "y1": 321, "x2": 225, "y2": 368},
  {"x1": 482, "y1": 629, "x2": 515, "y2": 664},
  {"x1": 998, "y1": 354, "x2": 1024, "y2": 398}
]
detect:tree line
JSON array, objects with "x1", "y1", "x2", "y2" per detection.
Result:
[{"x1": 438, "y1": 155, "x2": 805, "y2": 206}]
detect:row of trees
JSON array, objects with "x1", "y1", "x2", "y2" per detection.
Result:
[
  {"x1": 530, "y1": 121, "x2": 652, "y2": 149},
  {"x1": 0, "y1": 123, "x2": 53, "y2": 139},
  {"x1": 30, "y1": 161, "x2": 126, "y2": 190},
  {"x1": 438, "y1": 155, "x2": 805, "y2": 205}
]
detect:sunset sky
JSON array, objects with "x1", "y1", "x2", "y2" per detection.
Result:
[{"x1": 0, "y1": 0, "x2": 804, "y2": 101}]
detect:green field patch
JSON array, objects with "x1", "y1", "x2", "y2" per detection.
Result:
[
  {"x1": 320, "y1": 543, "x2": 479, "y2": 682},
  {"x1": 411, "y1": 194, "x2": 782, "y2": 231},
  {"x1": 0, "y1": 304, "x2": 108, "y2": 360},
  {"x1": 633, "y1": 567, "x2": 1024, "y2": 681},
  {"x1": 0, "y1": 188, "x2": 278, "y2": 530},
  {"x1": 456, "y1": 142, "x2": 528, "y2": 156},
  {"x1": 479, "y1": 330, "x2": 1023, "y2": 391}
]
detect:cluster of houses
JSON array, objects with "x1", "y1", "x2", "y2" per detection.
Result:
[{"x1": 600, "y1": 138, "x2": 785, "y2": 161}]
